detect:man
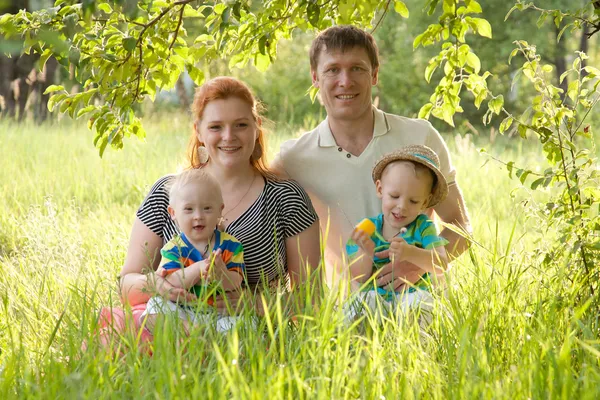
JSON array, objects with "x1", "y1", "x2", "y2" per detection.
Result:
[{"x1": 273, "y1": 25, "x2": 471, "y2": 291}]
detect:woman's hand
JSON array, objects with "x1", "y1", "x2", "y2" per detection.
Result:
[
  {"x1": 212, "y1": 288, "x2": 247, "y2": 315},
  {"x1": 212, "y1": 288, "x2": 270, "y2": 316}
]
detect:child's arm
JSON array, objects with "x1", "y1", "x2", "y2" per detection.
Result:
[
  {"x1": 164, "y1": 259, "x2": 210, "y2": 289},
  {"x1": 387, "y1": 237, "x2": 448, "y2": 275},
  {"x1": 347, "y1": 229, "x2": 375, "y2": 284},
  {"x1": 208, "y1": 248, "x2": 244, "y2": 291}
]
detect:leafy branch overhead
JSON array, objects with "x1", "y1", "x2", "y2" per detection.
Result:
[
  {"x1": 0, "y1": 0, "x2": 410, "y2": 156},
  {"x1": 1, "y1": 0, "x2": 599, "y2": 156}
]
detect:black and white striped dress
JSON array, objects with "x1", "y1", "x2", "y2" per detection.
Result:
[{"x1": 137, "y1": 175, "x2": 318, "y2": 287}]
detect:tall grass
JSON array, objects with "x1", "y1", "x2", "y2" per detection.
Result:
[{"x1": 0, "y1": 118, "x2": 599, "y2": 398}]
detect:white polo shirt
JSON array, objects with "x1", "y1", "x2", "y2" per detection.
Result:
[{"x1": 278, "y1": 107, "x2": 456, "y2": 267}]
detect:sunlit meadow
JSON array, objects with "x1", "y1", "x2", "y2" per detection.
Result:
[{"x1": 1, "y1": 116, "x2": 599, "y2": 399}]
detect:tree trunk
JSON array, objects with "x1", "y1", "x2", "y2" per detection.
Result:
[
  {"x1": 175, "y1": 76, "x2": 190, "y2": 111},
  {"x1": 554, "y1": 24, "x2": 568, "y2": 99},
  {"x1": 580, "y1": 23, "x2": 589, "y2": 77}
]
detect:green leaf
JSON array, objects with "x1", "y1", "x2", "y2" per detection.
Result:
[
  {"x1": 123, "y1": 37, "x2": 137, "y2": 53},
  {"x1": 441, "y1": 102, "x2": 455, "y2": 127},
  {"x1": 424, "y1": 60, "x2": 439, "y2": 83},
  {"x1": 506, "y1": 161, "x2": 514, "y2": 178},
  {"x1": 468, "y1": 17, "x2": 492, "y2": 38},
  {"x1": 77, "y1": 105, "x2": 97, "y2": 118},
  {"x1": 466, "y1": 52, "x2": 480, "y2": 73},
  {"x1": 488, "y1": 95, "x2": 504, "y2": 115},
  {"x1": 258, "y1": 35, "x2": 268, "y2": 56},
  {"x1": 531, "y1": 177, "x2": 544, "y2": 190},
  {"x1": 516, "y1": 169, "x2": 531, "y2": 185},
  {"x1": 567, "y1": 80, "x2": 579, "y2": 102},
  {"x1": 44, "y1": 85, "x2": 65, "y2": 95},
  {"x1": 418, "y1": 103, "x2": 433, "y2": 119},
  {"x1": 97, "y1": 3, "x2": 112, "y2": 14},
  {"x1": 499, "y1": 116, "x2": 513, "y2": 134},
  {"x1": 254, "y1": 53, "x2": 271, "y2": 73},
  {"x1": 584, "y1": 66, "x2": 600, "y2": 75},
  {"x1": 187, "y1": 64, "x2": 205, "y2": 86},
  {"x1": 394, "y1": 1, "x2": 409, "y2": 18},
  {"x1": 307, "y1": 86, "x2": 319, "y2": 104},
  {"x1": 307, "y1": 2, "x2": 320, "y2": 27},
  {"x1": 98, "y1": 136, "x2": 109, "y2": 158},
  {"x1": 39, "y1": 49, "x2": 53, "y2": 71}
]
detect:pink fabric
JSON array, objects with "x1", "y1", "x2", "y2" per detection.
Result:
[{"x1": 95, "y1": 304, "x2": 154, "y2": 354}]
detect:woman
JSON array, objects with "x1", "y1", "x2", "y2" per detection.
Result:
[{"x1": 101, "y1": 77, "x2": 320, "y2": 343}]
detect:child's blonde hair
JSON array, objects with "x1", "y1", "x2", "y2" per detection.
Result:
[
  {"x1": 383, "y1": 160, "x2": 437, "y2": 193},
  {"x1": 167, "y1": 169, "x2": 222, "y2": 206}
]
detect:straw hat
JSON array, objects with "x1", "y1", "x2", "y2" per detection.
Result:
[{"x1": 372, "y1": 144, "x2": 448, "y2": 208}]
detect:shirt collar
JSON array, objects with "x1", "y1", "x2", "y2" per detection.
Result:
[{"x1": 317, "y1": 106, "x2": 390, "y2": 148}]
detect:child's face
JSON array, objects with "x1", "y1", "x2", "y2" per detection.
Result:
[
  {"x1": 168, "y1": 182, "x2": 224, "y2": 245},
  {"x1": 376, "y1": 162, "x2": 433, "y2": 230}
]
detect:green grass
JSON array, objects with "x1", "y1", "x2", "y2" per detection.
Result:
[{"x1": 1, "y1": 117, "x2": 599, "y2": 399}]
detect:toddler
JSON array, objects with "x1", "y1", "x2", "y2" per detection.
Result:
[
  {"x1": 143, "y1": 169, "x2": 245, "y2": 332},
  {"x1": 345, "y1": 144, "x2": 449, "y2": 321}
]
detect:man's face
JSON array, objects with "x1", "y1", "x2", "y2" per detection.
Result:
[{"x1": 311, "y1": 46, "x2": 378, "y2": 123}]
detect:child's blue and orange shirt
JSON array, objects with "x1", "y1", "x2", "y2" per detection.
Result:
[
  {"x1": 160, "y1": 229, "x2": 245, "y2": 302},
  {"x1": 346, "y1": 213, "x2": 448, "y2": 301}
]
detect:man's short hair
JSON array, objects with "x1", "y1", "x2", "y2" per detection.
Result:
[{"x1": 309, "y1": 25, "x2": 380, "y2": 71}]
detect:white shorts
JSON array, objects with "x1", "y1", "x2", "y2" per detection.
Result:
[
  {"x1": 142, "y1": 296, "x2": 240, "y2": 333},
  {"x1": 344, "y1": 289, "x2": 434, "y2": 327}
]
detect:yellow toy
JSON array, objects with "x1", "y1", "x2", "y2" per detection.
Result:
[{"x1": 355, "y1": 218, "x2": 376, "y2": 236}]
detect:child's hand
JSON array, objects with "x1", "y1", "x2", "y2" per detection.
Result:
[
  {"x1": 388, "y1": 236, "x2": 414, "y2": 263},
  {"x1": 351, "y1": 228, "x2": 375, "y2": 256},
  {"x1": 208, "y1": 248, "x2": 228, "y2": 282},
  {"x1": 190, "y1": 259, "x2": 210, "y2": 280}
]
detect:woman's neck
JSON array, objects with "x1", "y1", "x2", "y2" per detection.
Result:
[{"x1": 204, "y1": 162, "x2": 256, "y2": 188}]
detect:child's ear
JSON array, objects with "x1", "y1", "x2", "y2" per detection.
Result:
[
  {"x1": 375, "y1": 180, "x2": 384, "y2": 199},
  {"x1": 167, "y1": 205, "x2": 176, "y2": 219}
]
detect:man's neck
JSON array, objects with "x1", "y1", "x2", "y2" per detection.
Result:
[{"x1": 328, "y1": 107, "x2": 375, "y2": 157}]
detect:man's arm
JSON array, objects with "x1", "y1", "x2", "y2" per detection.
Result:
[{"x1": 434, "y1": 182, "x2": 471, "y2": 260}]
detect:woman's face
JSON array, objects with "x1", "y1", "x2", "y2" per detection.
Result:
[{"x1": 196, "y1": 97, "x2": 258, "y2": 170}]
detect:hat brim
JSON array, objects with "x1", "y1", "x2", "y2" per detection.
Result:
[{"x1": 372, "y1": 151, "x2": 448, "y2": 208}]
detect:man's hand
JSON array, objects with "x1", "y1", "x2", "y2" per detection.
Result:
[
  {"x1": 350, "y1": 228, "x2": 375, "y2": 257},
  {"x1": 373, "y1": 248, "x2": 423, "y2": 291}
]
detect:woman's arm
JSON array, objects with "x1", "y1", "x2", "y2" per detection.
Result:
[
  {"x1": 119, "y1": 217, "x2": 194, "y2": 305},
  {"x1": 284, "y1": 221, "x2": 322, "y2": 315},
  {"x1": 286, "y1": 221, "x2": 321, "y2": 288}
]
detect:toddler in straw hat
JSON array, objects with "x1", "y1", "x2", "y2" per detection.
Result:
[{"x1": 345, "y1": 144, "x2": 449, "y2": 321}]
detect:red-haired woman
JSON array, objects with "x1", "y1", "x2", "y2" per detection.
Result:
[{"x1": 99, "y1": 77, "x2": 320, "y2": 345}]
